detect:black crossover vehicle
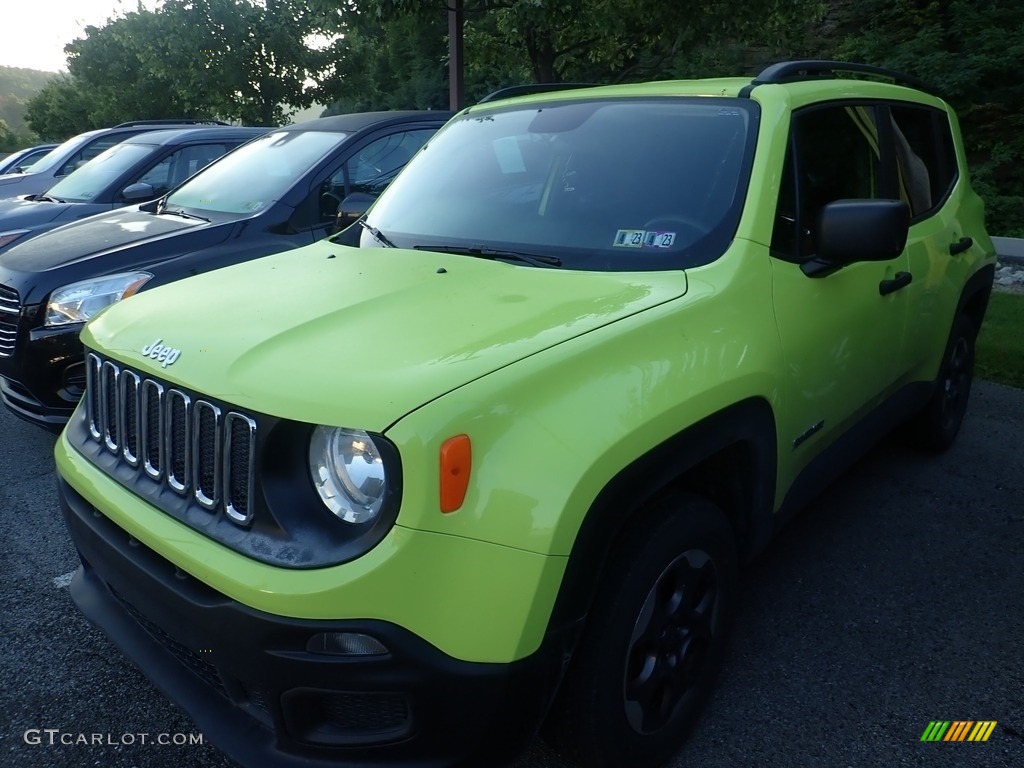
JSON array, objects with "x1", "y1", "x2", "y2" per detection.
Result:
[
  {"x1": 0, "y1": 110, "x2": 450, "y2": 428},
  {"x1": 0, "y1": 120, "x2": 230, "y2": 201},
  {"x1": 0, "y1": 126, "x2": 267, "y2": 253}
]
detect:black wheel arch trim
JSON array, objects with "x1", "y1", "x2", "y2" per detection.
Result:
[{"x1": 547, "y1": 398, "x2": 777, "y2": 637}]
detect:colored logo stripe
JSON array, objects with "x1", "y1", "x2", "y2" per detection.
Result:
[
  {"x1": 968, "y1": 721, "x2": 998, "y2": 742},
  {"x1": 921, "y1": 721, "x2": 950, "y2": 741},
  {"x1": 920, "y1": 720, "x2": 997, "y2": 742}
]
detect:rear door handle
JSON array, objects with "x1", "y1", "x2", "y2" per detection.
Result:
[
  {"x1": 949, "y1": 237, "x2": 973, "y2": 255},
  {"x1": 879, "y1": 271, "x2": 912, "y2": 296}
]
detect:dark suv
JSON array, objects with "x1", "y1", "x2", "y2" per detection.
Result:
[
  {"x1": 0, "y1": 110, "x2": 450, "y2": 428},
  {"x1": 0, "y1": 120, "x2": 231, "y2": 201},
  {"x1": 0, "y1": 126, "x2": 267, "y2": 253}
]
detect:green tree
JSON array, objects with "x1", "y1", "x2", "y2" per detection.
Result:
[
  {"x1": 25, "y1": 0, "x2": 333, "y2": 138},
  {"x1": 830, "y1": 0, "x2": 1024, "y2": 235},
  {"x1": 329, "y1": 0, "x2": 824, "y2": 85},
  {"x1": 23, "y1": 75, "x2": 96, "y2": 140}
]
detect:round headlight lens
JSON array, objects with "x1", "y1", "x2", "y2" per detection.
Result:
[{"x1": 309, "y1": 426, "x2": 387, "y2": 524}]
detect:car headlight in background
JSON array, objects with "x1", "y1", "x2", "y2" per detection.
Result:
[
  {"x1": 0, "y1": 230, "x2": 30, "y2": 249},
  {"x1": 45, "y1": 271, "x2": 152, "y2": 327},
  {"x1": 309, "y1": 426, "x2": 388, "y2": 523}
]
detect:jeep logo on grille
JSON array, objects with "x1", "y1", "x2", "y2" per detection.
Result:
[{"x1": 141, "y1": 338, "x2": 182, "y2": 368}]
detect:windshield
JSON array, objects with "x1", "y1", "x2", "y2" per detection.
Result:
[
  {"x1": 364, "y1": 98, "x2": 756, "y2": 270},
  {"x1": 20, "y1": 132, "x2": 94, "y2": 175},
  {"x1": 47, "y1": 142, "x2": 154, "y2": 202},
  {"x1": 166, "y1": 130, "x2": 346, "y2": 214}
]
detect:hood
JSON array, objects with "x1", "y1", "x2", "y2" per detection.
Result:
[
  {"x1": 0, "y1": 196, "x2": 76, "y2": 229},
  {"x1": 0, "y1": 207, "x2": 218, "y2": 272},
  {"x1": 85, "y1": 242, "x2": 688, "y2": 431},
  {"x1": 0, "y1": 171, "x2": 51, "y2": 198}
]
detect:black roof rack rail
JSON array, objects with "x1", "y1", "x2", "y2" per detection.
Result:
[
  {"x1": 112, "y1": 119, "x2": 232, "y2": 128},
  {"x1": 477, "y1": 83, "x2": 600, "y2": 104},
  {"x1": 741, "y1": 60, "x2": 937, "y2": 98}
]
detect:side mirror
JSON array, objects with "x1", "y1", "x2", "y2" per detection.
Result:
[
  {"x1": 803, "y1": 199, "x2": 910, "y2": 277},
  {"x1": 335, "y1": 192, "x2": 377, "y2": 230},
  {"x1": 122, "y1": 182, "x2": 156, "y2": 203}
]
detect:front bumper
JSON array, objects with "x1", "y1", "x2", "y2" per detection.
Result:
[
  {"x1": 60, "y1": 472, "x2": 570, "y2": 767},
  {"x1": 0, "y1": 321, "x2": 83, "y2": 430}
]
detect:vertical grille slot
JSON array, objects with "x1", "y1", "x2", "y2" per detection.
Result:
[
  {"x1": 142, "y1": 380, "x2": 165, "y2": 480},
  {"x1": 166, "y1": 390, "x2": 191, "y2": 494},
  {"x1": 101, "y1": 361, "x2": 120, "y2": 453},
  {"x1": 224, "y1": 413, "x2": 256, "y2": 525},
  {"x1": 193, "y1": 401, "x2": 221, "y2": 509},
  {"x1": 85, "y1": 353, "x2": 103, "y2": 440},
  {"x1": 0, "y1": 285, "x2": 18, "y2": 359},
  {"x1": 82, "y1": 352, "x2": 258, "y2": 529},
  {"x1": 120, "y1": 371, "x2": 141, "y2": 467}
]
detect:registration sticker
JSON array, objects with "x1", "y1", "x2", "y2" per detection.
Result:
[
  {"x1": 613, "y1": 229, "x2": 647, "y2": 248},
  {"x1": 644, "y1": 231, "x2": 676, "y2": 248}
]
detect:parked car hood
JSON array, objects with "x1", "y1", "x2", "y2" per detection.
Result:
[
  {"x1": 84, "y1": 241, "x2": 688, "y2": 431},
  {"x1": 0, "y1": 196, "x2": 103, "y2": 231},
  {"x1": 0, "y1": 207, "x2": 216, "y2": 272}
]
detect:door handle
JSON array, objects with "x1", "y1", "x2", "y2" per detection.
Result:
[
  {"x1": 949, "y1": 236, "x2": 973, "y2": 255},
  {"x1": 879, "y1": 271, "x2": 912, "y2": 296}
]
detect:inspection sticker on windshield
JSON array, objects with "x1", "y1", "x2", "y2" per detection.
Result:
[
  {"x1": 644, "y1": 231, "x2": 676, "y2": 248},
  {"x1": 613, "y1": 229, "x2": 646, "y2": 248},
  {"x1": 613, "y1": 229, "x2": 676, "y2": 248}
]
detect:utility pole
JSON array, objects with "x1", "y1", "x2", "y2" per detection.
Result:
[{"x1": 448, "y1": 0, "x2": 465, "y2": 111}]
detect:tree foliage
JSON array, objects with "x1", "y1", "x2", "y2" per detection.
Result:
[
  {"x1": 828, "y1": 0, "x2": 1024, "y2": 235},
  {"x1": 25, "y1": 0, "x2": 333, "y2": 139},
  {"x1": 336, "y1": 0, "x2": 825, "y2": 85}
]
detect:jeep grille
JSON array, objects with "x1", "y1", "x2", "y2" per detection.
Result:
[
  {"x1": 83, "y1": 352, "x2": 256, "y2": 525},
  {"x1": 0, "y1": 284, "x2": 19, "y2": 358}
]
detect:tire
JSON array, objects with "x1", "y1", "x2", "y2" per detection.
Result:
[
  {"x1": 905, "y1": 312, "x2": 978, "y2": 452},
  {"x1": 543, "y1": 493, "x2": 737, "y2": 768}
]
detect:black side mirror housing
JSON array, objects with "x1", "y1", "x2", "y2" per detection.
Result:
[
  {"x1": 802, "y1": 199, "x2": 910, "y2": 277},
  {"x1": 122, "y1": 182, "x2": 157, "y2": 203},
  {"x1": 335, "y1": 192, "x2": 377, "y2": 230}
]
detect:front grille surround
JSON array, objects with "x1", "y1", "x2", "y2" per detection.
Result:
[
  {"x1": 75, "y1": 349, "x2": 403, "y2": 569},
  {"x1": 84, "y1": 352, "x2": 255, "y2": 526}
]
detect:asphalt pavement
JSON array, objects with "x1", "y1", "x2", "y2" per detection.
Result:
[{"x1": 1, "y1": 382, "x2": 1021, "y2": 768}]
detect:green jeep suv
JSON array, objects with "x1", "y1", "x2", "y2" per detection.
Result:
[{"x1": 55, "y1": 61, "x2": 995, "y2": 768}]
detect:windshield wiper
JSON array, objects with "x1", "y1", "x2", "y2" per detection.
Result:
[
  {"x1": 413, "y1": 244, "x2": 562, "y2": 268},
  {"x1": 34, "y1": 194, "x2": 65, "y2": 203},
  {"x1": 157, "y1": 205, "x2": 210, "y2": 223},
  {"x1": 357, "y1": 218, "x2": 396, "y2": 248}
]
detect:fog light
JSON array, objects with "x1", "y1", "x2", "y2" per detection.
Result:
[{"x1": 307, "y1": 632, "x2": 389, "y2": 656}]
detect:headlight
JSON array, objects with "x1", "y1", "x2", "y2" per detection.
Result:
[
  {"x1": 45, "y1": 271, "x2": 152, "y2": 327},
  {"x1": 309, "y1": 426, "x2": 388, "y2": 523},
  {"x1": 0, "y1": 230, "x2": 29, "y2": 249}
]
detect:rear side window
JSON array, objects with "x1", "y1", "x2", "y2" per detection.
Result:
[{"x1": 888, "y1": 105, "x2": 958, "y2": 218}]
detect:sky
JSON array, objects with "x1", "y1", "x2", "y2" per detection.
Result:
[{"x1": 0, "y1": 0, "x2": 161, "y2": 72}]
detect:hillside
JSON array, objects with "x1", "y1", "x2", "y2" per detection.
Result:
[{"x1": 0, "y1": 65, "x2": 58, "y2": 135}]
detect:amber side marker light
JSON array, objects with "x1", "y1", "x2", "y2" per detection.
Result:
[{"x1": 440, "y1": 434, "x2": 472, "y2": 513}]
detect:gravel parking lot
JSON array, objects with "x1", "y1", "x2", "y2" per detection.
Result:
[{"x1": 1, "y1": 382, "x2": 1022, "y2": 768}]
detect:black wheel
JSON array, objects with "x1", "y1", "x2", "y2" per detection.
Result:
[
  {"x1": 905, "y1": 312, "x2": 978, "y2": 452},
  {"x1": 544, "y1": 493, "x2": 737, "y2": 768}
]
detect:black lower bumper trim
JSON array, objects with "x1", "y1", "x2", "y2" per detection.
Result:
[{"x1": 59, "y1": 474, "x2": 570, "y2": 768}]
